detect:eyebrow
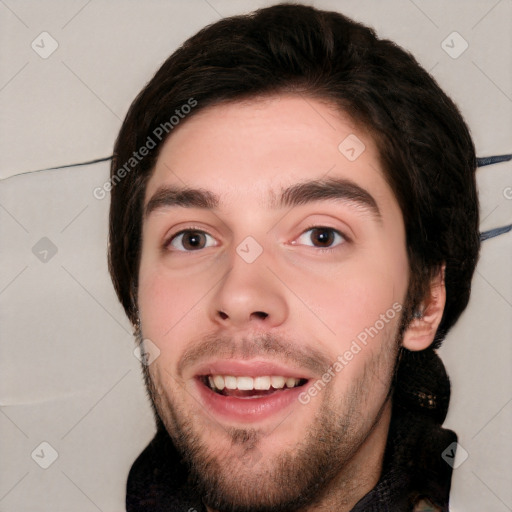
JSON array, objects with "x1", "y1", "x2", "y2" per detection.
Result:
[
  {"x1": 145, "y1": 186, "x2": 218, "y2": 216},
  {"x1": 276, "y1": 177, "x2": 382, "y2": 222},
  {"x1": 145, "y1": 177, "x2": 382, "y2": 222}
]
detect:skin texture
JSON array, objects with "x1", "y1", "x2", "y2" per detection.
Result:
[{"x1": 137, "y1": 94, "x2": 445, "y2": 511}]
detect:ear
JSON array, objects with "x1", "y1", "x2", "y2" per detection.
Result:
[{"x1": 402, "y1": 264, "x2": 446, "y2": 351}]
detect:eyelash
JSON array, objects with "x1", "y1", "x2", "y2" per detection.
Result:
[{"x1": 163, "y1": 225, "x2": 349, "y2": 253}]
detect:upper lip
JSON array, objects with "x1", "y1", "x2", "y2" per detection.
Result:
[{"x1": 193, "y1": 359, "x2": 312, "y2": 380}]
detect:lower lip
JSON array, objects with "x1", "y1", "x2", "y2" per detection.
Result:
[{"x1": 195, "y1": 379, "x2": 307, "y2": 423}]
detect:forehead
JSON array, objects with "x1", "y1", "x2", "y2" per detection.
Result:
[{"x1": 144, "y1": 94, "x2": 396, "y2": 215}]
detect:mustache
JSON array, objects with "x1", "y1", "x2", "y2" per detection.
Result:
[{"x1": 177, "y1": 331, "x2": 332, "y2": 378}]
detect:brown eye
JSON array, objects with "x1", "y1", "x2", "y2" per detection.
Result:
[
  {"x1": 169, "y1": 230, "x2": 215, "y2": 251},
  {"x1": 296, "y1": 227, "x2": 345, "y2": 248},
  {"x1": 310, "y1": 228, "x2": 335, "y2": 247}
]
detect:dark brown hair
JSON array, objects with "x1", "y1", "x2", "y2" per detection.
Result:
[{"x1": 108, "y1": 3, "x2": 479, "y2": 347}]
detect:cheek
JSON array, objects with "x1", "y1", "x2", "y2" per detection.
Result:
[
  {"x1": 292, "y1": 249, "x2": 408, "y2": 347},
  {"x1": 137, "y1": 262, "x2": 209, "y2": 374},
  {"x1": 139, "y1": 260, "x2": 203, "y2": 330}
]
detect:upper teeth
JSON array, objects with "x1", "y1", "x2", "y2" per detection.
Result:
[{"x1": 207, "y1": 375, "x2": 301, "y2": 391}]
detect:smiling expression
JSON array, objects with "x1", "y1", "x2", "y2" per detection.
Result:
[{"x1": 136, "y1": 94, "x2": 410, "y2": 510}]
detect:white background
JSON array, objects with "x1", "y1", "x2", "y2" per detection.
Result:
[{"x1": 1, "y1": 1, "x2": 511, "y2": 511}]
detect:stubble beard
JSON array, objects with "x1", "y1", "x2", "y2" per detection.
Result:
[{"x1": 140, "y1": 325, "x2": 402, "y2": 512}]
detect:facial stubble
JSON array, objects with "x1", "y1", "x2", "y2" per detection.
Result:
[{"x1": 139, "y1": 325, "x2": 402, "y2": 512}]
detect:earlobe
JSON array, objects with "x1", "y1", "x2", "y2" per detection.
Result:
[{"x1": 402, "y1": 265, "x2": 446, "y2": 351}]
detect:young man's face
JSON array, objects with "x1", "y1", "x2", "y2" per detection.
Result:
[{"x1": 137, "y1": 95, "x2": 410, "y2": 510}]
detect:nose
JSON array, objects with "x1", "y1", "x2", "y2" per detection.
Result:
[{"x1": 209, "y1": 250, "x2": 288, "y2": 330}]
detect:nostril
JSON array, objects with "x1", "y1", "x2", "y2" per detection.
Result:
[{"x1": 217, "y1": 310, "x2": 269, "y2": 321}]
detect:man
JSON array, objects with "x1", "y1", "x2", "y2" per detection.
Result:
[{"x1": 108, "y1": 4, "x2": 480, "y2": 511}]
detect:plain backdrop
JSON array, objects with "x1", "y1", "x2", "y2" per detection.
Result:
[{"x1": 1, "y1": 1, "x2": 511, "y2": 511}]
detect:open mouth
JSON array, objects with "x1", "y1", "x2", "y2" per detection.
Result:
[{"x1": 199, "y1": 374, "x2": 308, "y2": 399}]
